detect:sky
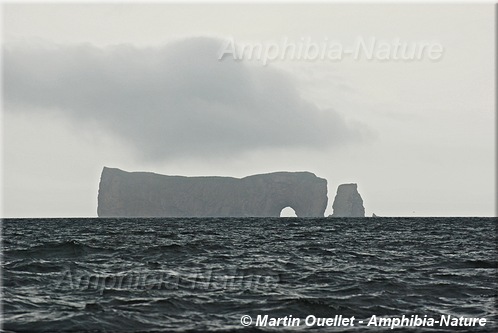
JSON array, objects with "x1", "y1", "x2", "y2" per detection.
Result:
[{"x1": 1, "y1": 3, "x2": 495, "y2": 217}]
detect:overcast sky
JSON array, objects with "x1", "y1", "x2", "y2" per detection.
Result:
[{"x1": 2, "y1": 3, "x2": 495, "y2": 217}]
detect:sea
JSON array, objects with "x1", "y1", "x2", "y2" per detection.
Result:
[{"x1": 2, "y1": 217, "x2": 497, "y2": 332}]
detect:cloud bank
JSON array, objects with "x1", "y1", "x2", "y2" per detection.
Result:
[{"x1": 4, "y1": 37, "x2": 369, "y2": 161}]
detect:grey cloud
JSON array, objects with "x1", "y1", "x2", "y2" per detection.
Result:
[{"x1": 4, "y1": 37, "x2": 370, "y2": 160}]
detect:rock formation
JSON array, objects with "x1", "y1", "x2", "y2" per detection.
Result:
[
  {"x1": 330, "y1": 183, "x2": 365, "y2": 217},
  {"x1": 97, "y1": 167, "x2": 328, "y2": 217}
]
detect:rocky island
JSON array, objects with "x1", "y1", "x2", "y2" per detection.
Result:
[
  {"x1": 97, "y1": 167, "x2": 328, "y2": 217},
  {"x1": 330, "y1": 183, "x2": 365, "y2": 217}
]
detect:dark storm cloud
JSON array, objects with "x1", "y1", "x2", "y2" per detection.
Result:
[{"x1": 4, "y1": 37, "x2": 370, "y2": 160}]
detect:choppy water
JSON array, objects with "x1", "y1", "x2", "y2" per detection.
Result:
[{"x1": 2, "y1": 217, "x2": 497, "y2": 332}]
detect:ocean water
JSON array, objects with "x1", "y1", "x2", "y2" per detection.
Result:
[{"x1": 2, "y1": 217, "x2": 497, "y2": 332}]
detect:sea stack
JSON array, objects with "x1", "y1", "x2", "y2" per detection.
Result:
[
  {"x1": 331, "y1": 183, "x2": 365, "y2": 217},
  {"x1": 97, "y1": 167, "x2": 328, "y2": 218}
]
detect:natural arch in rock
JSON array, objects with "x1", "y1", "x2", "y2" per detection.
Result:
[{"x1": 98, "y1": 167, "x2": 328, "y2": 217}]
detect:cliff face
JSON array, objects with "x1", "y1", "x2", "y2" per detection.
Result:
[
  {"x1": 331, "y1": 183, "x2": 365, "y2": 217},
  {"x1": 97, "y1": 167, "x2": 328, "y2": 217}
]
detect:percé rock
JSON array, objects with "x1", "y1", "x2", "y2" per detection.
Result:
[
  {"x1": 331, "y1": 183, "x2": 365, "y2": 217},
  {"x1": 97, "y1": 167, "x2": 328, "y2": 217}
]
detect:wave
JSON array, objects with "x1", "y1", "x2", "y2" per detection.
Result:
[
  {"x1": 5, "y1": 240, "x2": 111, "y2": 259},
  {"x1": 2, "y1": 217, "x2": 497, "y2": 332}
]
